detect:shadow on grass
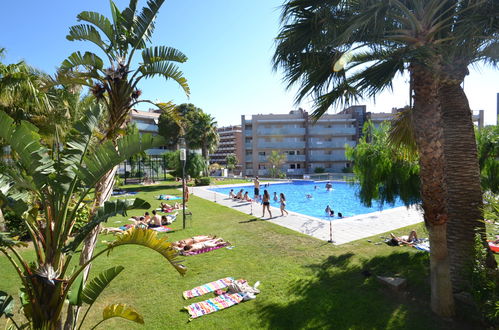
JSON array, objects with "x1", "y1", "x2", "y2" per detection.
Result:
[
  {"x1": 239, "y1": 218, "x2": 260, "y2": 223},
  {"x1": 256, "y1": 251, "x2": 462, "y2": 329}
]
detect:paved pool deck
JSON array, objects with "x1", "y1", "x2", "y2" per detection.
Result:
[{"x1": 190, "y1": 182, "x2": 424, "y2": 245}]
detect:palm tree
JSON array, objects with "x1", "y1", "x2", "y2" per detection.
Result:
[
  {"x1": 61, "y1": 0, "x2": 190, "y2": 292},
  {"x1": 188, "y1": 112, "x2": 219, "y2": 175},
  {"x1": 273, "y1": 0, "x2": 498, "y2": 315},
  {"x1": 61, "y1": 0, "x2": 189, "y2": 203}
]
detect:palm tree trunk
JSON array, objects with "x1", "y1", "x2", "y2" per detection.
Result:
[
  {"x1": 438, "y1": 80, "x2": 496, "y2": 292},
  {"x1": 411, "y1": 64, "x2": 454, "y2": 317}
]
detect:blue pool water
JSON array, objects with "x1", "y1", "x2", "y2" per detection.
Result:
[{"x1": 210, "y1": 181, "x2": 406, "y2": 219}]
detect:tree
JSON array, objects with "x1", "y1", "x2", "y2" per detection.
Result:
[
  {"x1": 0, "y1": 107, "x2": 185, "y2": 329},
  {"x1": 164, "y1": 150, "x2": 206, "y2": 179},
  {"x1": 226, "y1": 153, "x2": 238, "y2": 174},
  {"x1": 61, "y1": 0, "x2": 190, "y2": 301},
  {"x1": 346, "y1": 121, "x2": 421, "y2": 207},
  {"x1": 267, "y1": 151, "x2": 287, "y2": 178},
  {"x1": 158, "y1": 103, "x2": 219, "y2": 156},
  {"x1": 187, "y1": 111, "x2": 219, "y2": 175},
  {"x1": 157, "y1": 103, "x2": 198, "y2": 149},
  {"x1": 476, "y1": 125, "x2": 499, "y2": 194},
  {"x1": 273, "y1": 0, "x2": 499, "y2": 315}
]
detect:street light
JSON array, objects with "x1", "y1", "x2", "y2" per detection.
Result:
[{"x1": 179, "y1": 137, "x2": 187, "y2": 229}]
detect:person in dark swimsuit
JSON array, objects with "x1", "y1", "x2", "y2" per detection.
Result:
[{"x1": 261, "y1": 190, "x2": 272, "y2": 218}]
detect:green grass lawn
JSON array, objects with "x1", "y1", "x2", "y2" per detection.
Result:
[{"x1": 0, "y1": 182, "x2": 474, "y2": 329}]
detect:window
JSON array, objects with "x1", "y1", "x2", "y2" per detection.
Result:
[
  {"x1": 258, "y1": 152, "x2": 266, "y2": 156},
  {"x1": 246, "y1": 151, "x2": 252, "y2": 155},
  {"x1": 288, "y1": 150, "x2": 295, "y2": 155},
  {"x1": 259, "y1": 164, "x2": 266, "y2": 169},
  {"x1": 297, "y1": 164, "x2": 301, "y2": 169},
  {"x1": 290, "y1": 164, "x2": 296, "y2": 169}
]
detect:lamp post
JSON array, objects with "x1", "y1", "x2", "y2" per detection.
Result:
[{"x1": 179, "y1": 138, "x2": 187, "y2": 229}]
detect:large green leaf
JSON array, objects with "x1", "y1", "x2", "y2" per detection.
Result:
[
  {"x1": 82, "y1": 266, "x2": 124, "y2": 305},
  {"x1": 68, "y1": 274, "x2": 85, "y2": 306},
  {"x1": 0, "y1": 291, "x2": 14, "y2": 318},
  {"x1": 61, "y1": 51, "x2": 104, "y2": 72},
  {"x1": 131, "y1": 0, "x2": 165, "y2": 49},
  {"x1": 56, "y1": 105, "x2": 103, "y2": 188},
  {"x1": 67, "y1": 24, "x2": 108, "y2": 53},
  {"x1": 77, "y1": 11, "x2": 115, "y2": 45},
  {"x1": 75, "y1": 133, "x2": 166, "y2": 188},
  {"x1": 0, "y1": 111, "x2": 55, "y2": 189},
  {"x1": 102, "y1": 303, "x2": 144, "y2": 325},
  {"x1": 141, "y1": 46, "x2": 187, "y2": 65},
  {"x1": 63, "y1": 198, "x2": 150, "y2": 253},
  {"x1": 138, "y1": 62, "x2": 189, "y2": 96},
  {"x1": 107, "y1": 227, "x2": 186, "y2": 275}
]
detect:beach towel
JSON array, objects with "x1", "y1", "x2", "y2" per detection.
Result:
[
  {"x1": 184, "y1": 292, "x2": 245, "y2": 319},
  {"x1": 150, "y1": 225, "x2": 173, "y2": 232},
  {"x1": 414, "y1": 242, "x2": 430, "y2": 252},
  {"x1": 157, "y1": 194, "x2": 182, "y2": 200},
  {"x1": 180, "y1": 242, "x2": 230, "y2": 256},
  {"x1": 183, "y1": 277, "x2": 234, "y2": 299}
]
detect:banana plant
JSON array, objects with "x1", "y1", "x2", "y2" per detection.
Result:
[{"x1": 0, "y1": 105, "x2": 186, "y2": 329}]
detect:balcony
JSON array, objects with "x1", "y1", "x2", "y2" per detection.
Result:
[
  {"x1": 257, "y1": 141, "x2": 306, "y2": 149},
  {"x1": 309, "y1": 154, "x2": 347, "y2": 162},
  {"x1": 245, "y1": 156, "x2": 253, "y2": 162},
  {"x1": 136, "y1": 123, "x2": 158, "y2": 132},
  {"x1": 245, "y1": 142, "x2": 253, "y2": 149},
  {"x1": 286, "y1": 154, "x2": 306, "y2": 162},
  {"x1": 286, "y1": 168, "x2": 304, "y2": 175},
  {"x1": 256, "y1": 127, "x2": 306, "y2": 135},
  {"x1": 308, "y1": 140, "x2": 356, "y2": 148},
  {"x1": 308, "y1": 127, "x2": 356, "y2": 135}
]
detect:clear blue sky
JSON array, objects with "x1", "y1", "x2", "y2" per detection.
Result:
[{"x1": 1, "y1": 0, "x2": 497, "y2": 125}]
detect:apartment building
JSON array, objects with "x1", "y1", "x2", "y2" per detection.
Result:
[
  {"x1": 241, "y1": 107, "x2": 361, "y2": 177},
  {"x1": 240, "y1": 105, "x2": 486, "y2": 177},
  {"x1": 130, "y1": 109, "x2": 168, "y2": 155},
  {"x1": 209, "y1": 125, "x2": 244, "y2": 171}
]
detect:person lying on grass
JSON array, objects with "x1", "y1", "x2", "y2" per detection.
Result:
[
  {"x1": 173, "y1": 235, "x2": 218, "y2": 249},
  {"x1": 160, "y1": 202, "x2": 181, "y2": 212},
  {"x1": 182, "y1": 238, "x2": 227, "y2": 252},
  {"x1": 389, "y1": 230, "x2": 419, "y2": 246}
]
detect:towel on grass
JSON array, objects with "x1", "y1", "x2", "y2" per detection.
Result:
[
  {"x1": 414, "y1": 242, "x2": 430, "y2": 252},
  {"x1": 180, "y1": 242, "x2": 230, "y2": 256},
  {"x1": 156, "y1": 194, "x2": 182, "y2": 200},
  {"x1": 150, "y1": 225, "x2": 173, "y2": 232},
  {"x1": 184, "y1": 292, "x2": 245, "y2": 319},
  {"x1": 183, "y1": 277, "x2": 234, "y2": 299}
]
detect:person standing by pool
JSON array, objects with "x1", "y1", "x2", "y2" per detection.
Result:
[
  {"x1": 253, "y1": 176, "x2": 260, "y2": 200},
  {"x1": 279, "y1": 193, "x2": 288, "y2": 216},
  {"x1": 262, "y1": 190, "x2": 272, "y2": 218}
]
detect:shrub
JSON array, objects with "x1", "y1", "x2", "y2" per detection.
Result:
[
  {"x1": 4, "y1": 210, "x2": 29, "y2": 240},
  {"x1": 314, "y1": 167, "x2": 325, "y2": 173},
  {"x1": 342, "y1": 166, "x2": 353, "y2": 173},
  {"x1": 195, "y1": 177, "x2": 211, "y2": 186}
]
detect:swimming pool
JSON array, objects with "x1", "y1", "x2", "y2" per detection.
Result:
[{"x1": 209, "y1": 181, "x2": 406, "y2": 219}]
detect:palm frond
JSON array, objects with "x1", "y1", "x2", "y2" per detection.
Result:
[
  {"x1": 101, "y1": 304, "x2": 144, "y2": 325},
  {"x1": 141, "y1": 46, "x2": 188, "y2": 64},
  {"x1": 67, "y1": 24, "x2": 108, "y2": 53},
  {"x1": 107, "y1": 227, "x2": 186, "y2": 275},
  {"x1": 60, "y1": 51, "x2": 104, "y2": 72},
  {"x1": 77, "y1": 11, "x2": 115, "y2": 45},
  {"x1": 138, "y1": 62, "x2": 189, "y2": 96},
  {"x1": 131, "y1": 0, "x2": 165, "y2": 50},
  {"x1": 81, "y1": 266, "x2": 124, "y2": 305}
]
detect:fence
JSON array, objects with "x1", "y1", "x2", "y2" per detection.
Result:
[{"x1": 117, "y1": 156, "x2": 170, "y2": 185}]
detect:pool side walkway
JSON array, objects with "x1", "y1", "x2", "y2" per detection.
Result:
[{"x1": 191, "y1": 183, "x2": 424, "y2": 245}]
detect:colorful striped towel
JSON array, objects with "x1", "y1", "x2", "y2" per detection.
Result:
[
  {"x1": 183, "y1": 277, "x2": 234, "y2": 299},
  {"x1": 184, "y1": 292, "x2": 245, "y2": 319},
  {"x1": 180, "y1": 242, "x2": 229, "y2": 256},
  {"x1": 150, "y1": 226, "x2": 173, "y2": 232}
]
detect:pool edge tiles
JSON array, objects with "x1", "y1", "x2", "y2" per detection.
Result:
[{"x1": 192, "y1": 185, "x2": 424, "y2": 245}]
